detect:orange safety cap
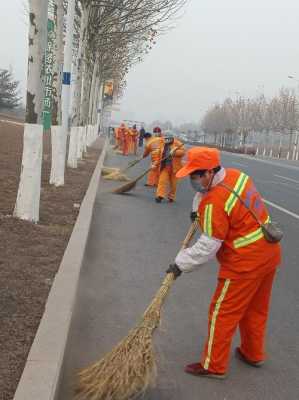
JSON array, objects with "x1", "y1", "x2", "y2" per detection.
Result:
[{"x1": 176, "y1": 147, "x2": 221, "y2": 178}]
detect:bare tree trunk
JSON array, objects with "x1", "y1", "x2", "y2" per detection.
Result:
[
  {"x1": 88, "y1": 60, "x2": 97, "y2": 124},
  {"x1": 14, "y1": 0, "x2": 49, "y2": 222},
  {"x1": 80, "y1": 62, "x2": 92, "y2": 127},
  {"x1": 92, "y1": 75, "x2": 101, "y2": 125},
  {"x1": 96, "y1": 82, "x2": 104, "y2": 135},
  {"x1": 68, "y1": 7, "x2": 87, "y2": 168},
  {"x1": 50, "y1": 0, "x2": 65, "y2": 186}
]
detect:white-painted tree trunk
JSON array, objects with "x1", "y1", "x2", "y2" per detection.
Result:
[
  {"x1": 50, "y1": 125, "x2": 65, "y2": 185},
  {"x1": 82, "y1": 125, "x2": 87, "y2": 153},
  {"x1": 86, "y1": 124, "x2": 96, "y2": 146},
  {"x1": 14, "y1": 0, "x2": 48, "y2": 222},
  {"x1": 15, "y1": 124, "x2": 43, "y2": 222},
  {"x1": 77, "y1": 126, "x2": 84, "y2": 160},
  {"x1": 68, "y1": 126, "x2": 79, "y2": 168}
]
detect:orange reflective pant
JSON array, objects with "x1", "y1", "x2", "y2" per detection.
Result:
[
  {"x1": 156, "y1": 165, "x2": 177, "y2": 200},
  {"x1": 128, "y1": 136, "x2": 133, "y2": 154},
  {"x1": 122, "y1": 137, "x2": 129, "y2": 156},
  {"x1": 201, "y1": 269, "x2": 276, "y2": 374},
  {"x1": 146, "y1": 168, "x2": 159, "y2": 186}
]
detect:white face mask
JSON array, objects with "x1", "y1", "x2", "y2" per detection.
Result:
[
  {"x1": 190, "y1": 173, "x2": 214, "y2": 193},
  {"x1": 190, "y1": 178, "x2": 208, "y2": 193}
]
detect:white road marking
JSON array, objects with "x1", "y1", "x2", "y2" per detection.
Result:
[
  {"x1": 222, "y1": 151, "x2": 299, "y2": 172},
  {"x1": 274, "y1": 174, "x2": 299, "y2": 184},
  {"x1": 263, "y1": 199, "x2": 299, "y2": 220},
  {"x1": 256, "y1": 179, "x2": 299, "y2": 192}
]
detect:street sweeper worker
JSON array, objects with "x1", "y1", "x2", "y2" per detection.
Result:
[
  {"x1": 119, "y1": 123, "x2": 129, "y2": 156},
  {"x1": 114, "y1": 127, "x2": 121, "y2": 149},
  {"x1": 166, "y1": 146, "x2": 282, "y2": 379},
  {"x1": 155, "y1": 135, "x2": 185, "y2": 203},
  {"x1": 142, "y1": 133, "x2": 163, "y2": 187},
  {"x1": 130, "y1": 124, "x2": 139, "y2": 155}
]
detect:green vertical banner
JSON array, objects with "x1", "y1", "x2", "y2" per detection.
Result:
[{"x1": 43, "y1": 1, "x2": 55, "y2": 131}]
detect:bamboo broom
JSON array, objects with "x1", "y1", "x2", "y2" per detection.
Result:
[
  {"x1": 102, "y1": 167, "x2": 131, "y2": 182},
  {"x1": 103, "y1": 157, "x2": 144, "y2": 182},
  {"x1": 76, "y1": 220, "x2": 198, "y2": 400},
  {"x1": 112, "y1": 144, "x2": 184, "y2": 194}
]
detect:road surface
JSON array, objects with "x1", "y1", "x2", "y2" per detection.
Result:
[{"x1": 56, "y1": 148, "x2": 299, "y2": 400}]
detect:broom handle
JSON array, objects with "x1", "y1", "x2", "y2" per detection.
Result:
[
  {"x1": 142, "y1": 220, "x2": 199, "y2": 320},
  {"x1": 121, "y1": 156, "x2": 144, "y2": 174},
  {"x1": 181, "y1": 219, "x2": 199, "y2": 249},
  {"x1": 131, "y1": 143, "x2": 185, "y2": 184}
]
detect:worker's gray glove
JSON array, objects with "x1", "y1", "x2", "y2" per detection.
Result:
[
  {"x1": 166, "y1": 263, "x2": 182, "y2": 279},
  {"x1": 190, "y1": 211, "x2": 198, "y2": 222}
]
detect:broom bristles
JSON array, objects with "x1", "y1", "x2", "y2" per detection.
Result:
[
  {"x1": 76, "y1": 222, "x2": 198, "y2": 400},
  {"x1": 105, "y1": 172, "x2": 131, "y2": 182},
  {"x1": 112, "y1": 179, "x2": 138, "y2": 193},
  {"x1": 102, "y1": 167, "x2": 121, "y2": 176},
  {"x1": 76, "y1": 274, "x2": 175, "y2": 400},
  {"x1": 102, "y1": 167, "x2": 131, "y2": 182}
]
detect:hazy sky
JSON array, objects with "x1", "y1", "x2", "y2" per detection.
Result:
[{"x1": 1, "y1": 0, "x2": 299, "y2": 124}]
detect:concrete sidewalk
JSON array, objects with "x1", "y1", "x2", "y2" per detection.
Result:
[{"x1": 55, "y1": 149, "x2": 298, "y2": 400}]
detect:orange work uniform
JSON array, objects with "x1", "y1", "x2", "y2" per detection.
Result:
[
  {"x1": 198, "y1": 169, "x2": 281, "y2": 373},
  {"x1": 156, "y1": 139, "x2": 185, "y2": 201},
  {"x1": 129, "y1": 128, "x2": 139, "y2": 155},
  {"x1": 143, "y1": 137, "x2": 163, "y2": 187},
  {"x1": 114, "y1": 127, "x2": 122, "y2": 149},
  {"x1": 119, "y1": 127, "x2": 129, "y2": 156}
]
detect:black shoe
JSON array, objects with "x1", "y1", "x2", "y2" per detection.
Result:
[
  {"x1": 155, "y1": 196, "x2": 163, "y2": 203},
  {"x1": 235, "y1": 347, "x2": 264, "y2": 368},
  {"x1": 185, "y1": 363, "x2": 227, "y2": 379}
]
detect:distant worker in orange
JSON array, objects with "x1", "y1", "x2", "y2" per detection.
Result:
[
  {"x1": 114, "y1": 127, "x2": 122, "y2": 149},
  {"x1": 119, "y1": 123, "x2": 129, "y2": 156},
  {"x1": 129, "y1": 124, "x2": 139, "y2": 155},
  {"x1": 155, "y1": 134, "x2": 185, "y2": 203},
  {"x1": 142, "y1": 132, "x2": 163, "y2": 187},
  {"x1": 166, "y1": 147, "x2": 282, "y2": 379}
]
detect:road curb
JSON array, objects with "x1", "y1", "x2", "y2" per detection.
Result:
[{"x1": 13, "y1": 137, "x2": 109, "y2": 400}]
